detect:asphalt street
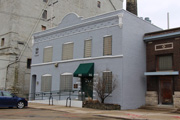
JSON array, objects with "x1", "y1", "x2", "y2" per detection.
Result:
[{"x1": 0, "y1": 107, "x2": 119, "y2": 120}]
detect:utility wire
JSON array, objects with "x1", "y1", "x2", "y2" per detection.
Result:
[{"x1": 17, "y1": 0, "x2": 54, "y2": 61}]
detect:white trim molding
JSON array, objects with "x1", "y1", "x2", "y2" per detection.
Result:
[
  {"x1": 155, "y1": 42, "x2": 173, "y2": 51},
  {"x1": 31, "y1": 55, "x2": 123, "y2": 67}
]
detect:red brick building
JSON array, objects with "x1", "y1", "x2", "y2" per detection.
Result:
[{"x1": 144, "y1": 27, "x2": 180, "y2": 107}]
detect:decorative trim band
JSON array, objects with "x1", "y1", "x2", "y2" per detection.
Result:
[{"x1": 31, "y1": 55, "x2": 123, "y2": 67}]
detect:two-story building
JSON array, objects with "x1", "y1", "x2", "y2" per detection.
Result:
[
  {"x1": 30, "y1": 9, "x2": 161, "y2": 110},
  {"x1": 144, "y1": 27, "x2": 180, "y2": 108}
]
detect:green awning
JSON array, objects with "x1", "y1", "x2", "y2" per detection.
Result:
[{"x1": 73, "y1": 63, "x2": 94, "y2": 77}]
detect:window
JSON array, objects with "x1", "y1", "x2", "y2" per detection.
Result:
[
  {"x1": 97, "y1": 1, "x2": 101, "y2": 8},
  {"x1": 43, "y1": 0, "x2": 48, "y2": 3},
  {"x1": 27, "y1": 58, "x2": 32, "y2": 69},
  {"x1": 42, "y1": 10, "x2": 47, "y2": 19},
  {"x1": 103, "y1": 36, "x2": 112, "y2": 55},
  {"x1": 35, "y1": 48, "x2": 39, "y2": 55},
  {"x1": 62, "y1": 42, "x2": 74, "y2": 60},
  {"x1": 1, "y1": 38, "x2": 4, "y2": 46},
  {"x1": 84, "y1": 40, "x2": 92, "y2": 58},
  {"x1": 2, "y1": 91, "x2": 13, "y2": 97},
  {"x1": 157, "y1": 55, "x2": 173, "y2": 71},
  {"x1": 103, "y1": 71, "x2": 112, "y2": 93},
  {"x1": 17, "y1": 41, "x2": 25, "y2": 45},
  {"x1": 60, "y1": 73, "x2": 73, "y2": 91},
  {"x1": 41, "y1": 75, "x2": 52, "y2": 92},
  {"x1": 42, "y1": 25, "x2": 46, "y2": 31},
  {"x1": 43, "y1": 46, "x2": 53, "y2": 63}
]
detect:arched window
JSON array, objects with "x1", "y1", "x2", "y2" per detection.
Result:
[
  {"x1": 42, "y1": 10, "x2": 47, "y2": 19},
  {"x1": 43, "y1": 46, "x2": 53, "y2": 63},
  {"x1": 41, "y1": 74, "x2": 52, "y2": 92},
  {"x1": 103, "y1": 71, "x2": 112, "y2": 93},
  {"x1": 60, "y1": 73, "x2": 73, "y2": 91}
]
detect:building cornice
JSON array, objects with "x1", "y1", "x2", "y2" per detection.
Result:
[{"x1": 33, "y1": 13, "x2": 123, "y2": 44}]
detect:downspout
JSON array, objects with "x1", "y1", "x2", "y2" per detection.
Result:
[{"x1": 5, "y1": 61, "x2": 19, "y2": 90}]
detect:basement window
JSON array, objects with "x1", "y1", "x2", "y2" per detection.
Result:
[
  {"x1": 97, "y1": 1, "x2": 101, "y2": 8},
  {"x1": 1, "y1": 38, "x2": 4, "y2": 46},
  {"x1": 27, "y1": 58, "x2": 32, "y2": 69}
]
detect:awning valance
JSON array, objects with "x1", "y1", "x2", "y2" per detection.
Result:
[
  {"x1": 144, "y1": 71, "x2": 179, "y2": 76},
  {"x1": 73, "y1": 63, "x2": 94, "y2": 77}
]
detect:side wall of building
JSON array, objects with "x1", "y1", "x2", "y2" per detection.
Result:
[{"x1": 121, "y1": 11, "x2": 161, "y2": 109}]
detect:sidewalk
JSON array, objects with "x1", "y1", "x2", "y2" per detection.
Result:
[{"x1": 28, "y1": 102, "x2": 180, "y2": 120}]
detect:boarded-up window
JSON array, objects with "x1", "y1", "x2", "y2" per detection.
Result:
[
  {"x1": 41, "y1": 75, "x2": 52, "y2": 92},
  {"x1": 62, "y1": 42, "x2": 74, "y2": 60},
  {"x1": 84, "y1": 40, "x2": 92, "y2": 58},
  {"x1": 42, "y1": 10, "x2": 47, "y2": 19},
  {"x1": 60, "y1": 74, "x2": 73, "y2": 91},
  {"x1": 43, "y1": 46, "x2": 53, "y2": 63},
  {"x1": 157, "y1": 55, "x2": 173, "y2": 71},
  {"x1": 103, "y1": 71, "x2": 112, "y2": 93},
  {"x1": 103, "y1": 36, "x2": 112, "y2": 55}
]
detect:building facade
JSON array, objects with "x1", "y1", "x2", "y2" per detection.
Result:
[
  {"x1": 30, "y1": 10, "x2": 161, "y2": 109},
  {"x1": 0, "y1": 0, "x2": 123, "y2": 98},
  {"x1": 144, "y1": 27, "x2": 180, "y2": 107}
]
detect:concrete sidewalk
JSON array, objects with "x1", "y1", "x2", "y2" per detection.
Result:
[{"x1": 28, "y1": 102, "x2": 180, "y2": 120}]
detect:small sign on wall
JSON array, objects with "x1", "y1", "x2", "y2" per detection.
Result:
[
  {"x1": 74, "y1": 84, "x2": 78, "y2": 89},
  {"x1": 155, "y1": 43, "x2": 173, "y2": 51}
]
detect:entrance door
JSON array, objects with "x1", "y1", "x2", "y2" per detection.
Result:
[
  {"x1": 30, "y1": 75, "x2": 37, "y2": 100},
  {"x1": 81, "y1": 77, "x2": 93, "y2": 98},
  {"x1": 159, "y1": 77, "x2": 173, "y2": 104}
]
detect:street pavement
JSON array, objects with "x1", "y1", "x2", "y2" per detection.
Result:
[{"x1": 28, "y1": 102, "x2": 180, "y2": 120}]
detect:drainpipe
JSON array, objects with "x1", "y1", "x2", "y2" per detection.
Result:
[{"x1": 5, "y1": 61, "x2": 18, "y2": 90}]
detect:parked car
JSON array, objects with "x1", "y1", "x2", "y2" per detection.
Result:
[{"x1": 0, "y1": 90, "x2": 28, "y2": 109}]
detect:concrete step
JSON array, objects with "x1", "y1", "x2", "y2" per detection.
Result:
[{"x1": 140, "y1": 105, "x2": 177, "y2": 112}]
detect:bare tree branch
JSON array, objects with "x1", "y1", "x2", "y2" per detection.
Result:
[{"x1": 94, "y1": 73, "x2": 117, "y2": 103}]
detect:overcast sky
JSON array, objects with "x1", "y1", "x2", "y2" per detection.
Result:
[{"x1": 123, "y1": 0, "x2": 180, "y2": 30}]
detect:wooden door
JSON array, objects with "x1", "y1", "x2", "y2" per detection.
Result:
[{"x1": 160, "y1": 77, "x2": 173, "y2": 104}]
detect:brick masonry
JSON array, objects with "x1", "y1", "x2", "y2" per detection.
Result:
[{"x1": 145, "y1": 28, "x2": 180, "y2": 107}]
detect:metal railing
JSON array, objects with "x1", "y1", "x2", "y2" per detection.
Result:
[{"x1": 29, "y1": 90, "x2": 85, "y2": 101}]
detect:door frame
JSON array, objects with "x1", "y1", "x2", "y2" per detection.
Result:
[
  {"x1": 81, "y1": 77, "x2": 93, "y2": 99},
  {"x1": 30, "y1": 75, "x2": 37, "y2": 100},
  {"x1": 158, "y1": 76, "x2": 173, "y2": 105}
]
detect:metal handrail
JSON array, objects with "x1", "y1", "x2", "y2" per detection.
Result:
[{"x1": 29, "y1": 90, "x2": 84, "y2": 101}]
